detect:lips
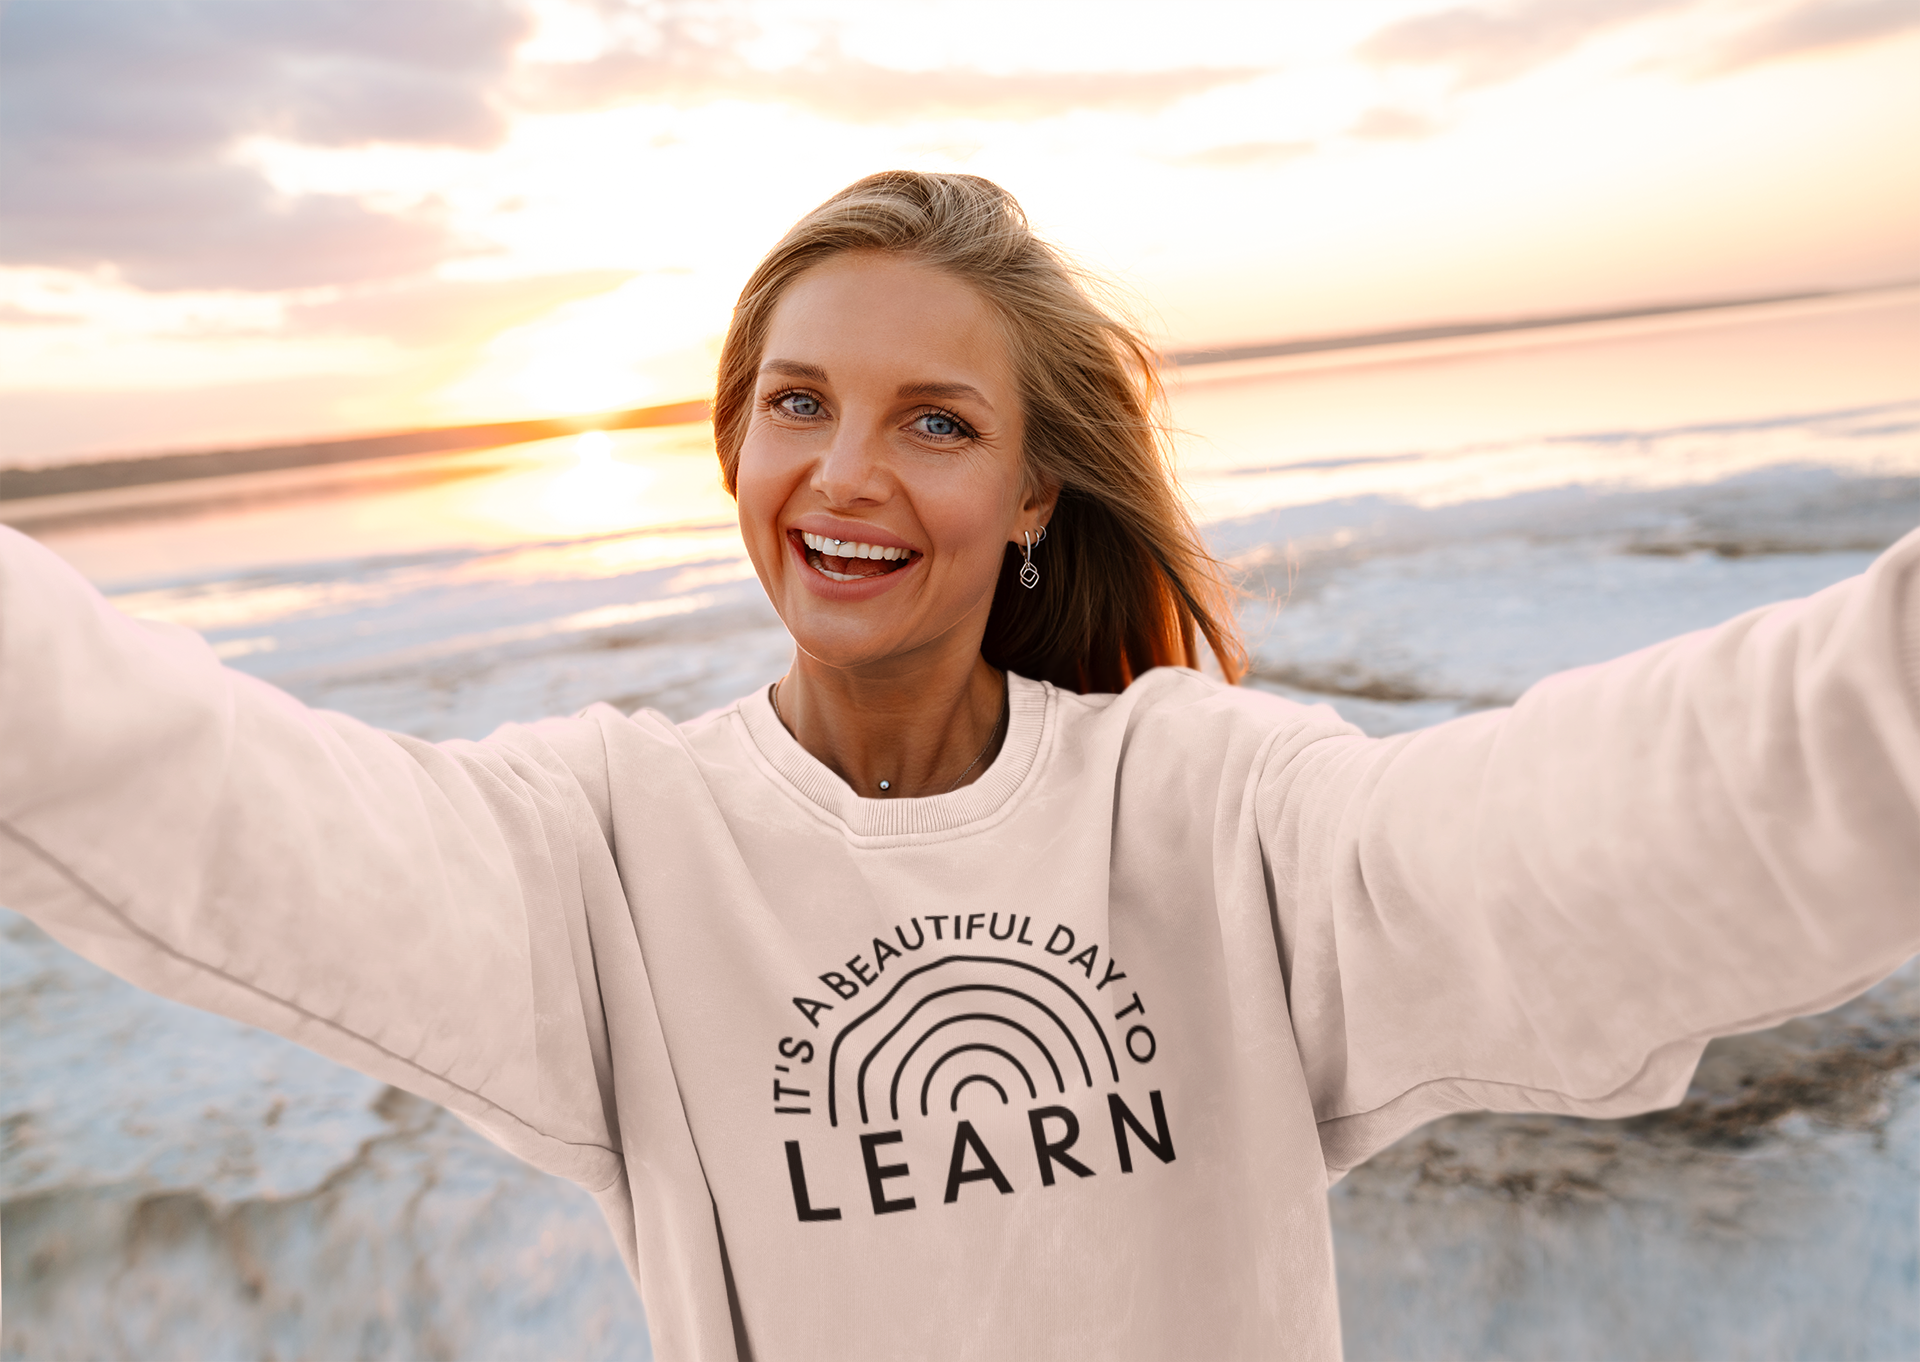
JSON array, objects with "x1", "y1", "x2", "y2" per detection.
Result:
[{"x1": 792, "y1": 529, "x2": 918, "y2": 583}]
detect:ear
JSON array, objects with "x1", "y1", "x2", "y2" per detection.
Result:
[{"x1": 1015, "y1": 476, "x2": 1061, "y2": 540}]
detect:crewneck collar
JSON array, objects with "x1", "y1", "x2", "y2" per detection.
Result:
[{"x1": 738, "y1": 671, "x2": 1052, "y2": 837}]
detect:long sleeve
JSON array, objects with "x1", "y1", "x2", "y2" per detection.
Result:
[
  {"x1": 0, "y1": 525, "x2": 625, "y2": 1191},
  {"x1": 1264, "y1": 525, "x2": 1920, "y2": 1174}
]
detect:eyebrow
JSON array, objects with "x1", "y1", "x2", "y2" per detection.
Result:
[
  {"x1": 760, "y1": 361, "x2": 995, "y2": 411},
  {"x1": 760, "y1": 359, "x2": 829, "y2": 382},
  {"x1": 897, "y1": 380, "x2": 991, "y2": 409}
]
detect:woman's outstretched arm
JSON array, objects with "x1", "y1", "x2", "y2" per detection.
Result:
[
  {"x1": 1264, "y1": 526, "x2": 1920, "y2": 1174},
  {"x1": 0, "y1": 525, "x2": 627, "y2": 1191}
]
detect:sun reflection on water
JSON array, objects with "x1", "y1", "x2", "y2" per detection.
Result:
[{"x1": 448, "y1": 424, "x2": 736, "y2": 547}]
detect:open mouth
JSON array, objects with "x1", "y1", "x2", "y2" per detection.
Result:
[{"x1": 793, "y1": 529, "x2": 919, "y2": 583}]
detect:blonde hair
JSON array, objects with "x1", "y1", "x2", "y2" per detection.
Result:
[{"x1": 713, "y1": 170, "x2": 1245, "y2": 693}]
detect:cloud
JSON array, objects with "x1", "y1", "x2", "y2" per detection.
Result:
[
  {"x1": 0, "y1": 0, "x2": 531, "y2": 291},
  {"x1": 1357, "y1": 0, "x2": 1693, "y2": 88},
  {"x1": 517, "y1": 22, "x2": 1263, "y2": 123},
  {"x1": 1705, "y1": 0, "x2": 1920, "y2": 74},
  {"x1": 1359, "y1": 0, "x2": 1920, "y2": 90},
  {"x1": 0, "y1": 0, "x2": 1267, "y2": 293},
  {"x1": 1167, "y1": 141, "x2": 1315, "y2": 169},
  {"x1": 288, "y1": 270, "x2": 635, "y2": 346},
  {"x1": 1348, "y1": 106, "x2": 1436, "y2": 140},
  {"x1": 0, "y1": 303, "x2": 82, "y2": 327}
]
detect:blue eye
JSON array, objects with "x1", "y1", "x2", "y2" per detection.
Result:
[
  {"x1": 779, "y1": 392, "x2": 822, "y2": 418},
  {"x1": 915, "y1": 410, "x2": 971, "y2": 439}
]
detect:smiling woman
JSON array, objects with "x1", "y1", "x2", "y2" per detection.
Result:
[
  {"x1": 718, "y1": 172, "x2": 1246, "y2": 697},
  {"x1": 712, "y1": 172, "x2": 1245, "y2": 799},
  {"x1": 2, "y1": 171, "x2": 1920, "y2": 1362}
]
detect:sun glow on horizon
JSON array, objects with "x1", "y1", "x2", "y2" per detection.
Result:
[
  {"x1": 530, "y1": 429, "x2": 655, "y2": 531},
  {"x1": 436, "y1": 269, "x2": 732, "y2": 421}
]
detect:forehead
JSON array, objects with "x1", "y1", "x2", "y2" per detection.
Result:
[{"x1": 763, "y1": 253, "x2": 1012, "y2": 389}]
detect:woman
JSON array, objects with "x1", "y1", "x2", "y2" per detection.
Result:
[{"x1": 2, "y1": 171, "x2": 1917, "y2": 1360}]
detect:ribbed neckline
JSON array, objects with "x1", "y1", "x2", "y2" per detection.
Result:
[{"x1": 738, "y1": 672, "x2": 1051, "y2": 837}]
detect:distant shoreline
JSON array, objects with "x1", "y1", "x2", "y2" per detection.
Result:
[
  {"x1": 1161, "y1": 280, "x2": 1912, "y2": 368},
  {"x1": 4, "y1": 279, "x2": 1910, "y2": 503},
  {"x1": 0, "y1": 400, "x2": 711, "y2": 502}
]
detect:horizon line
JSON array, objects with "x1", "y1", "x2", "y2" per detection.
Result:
[
  {"x1": 1161, "y1": 278, "x2": 1916, "y2": 368},
  {"x1": 5, "y1": 276, "x2": 1911, "y2": 503},
  {"x1": 0, "y1": 399, "x2": 713, "y2": 503},
  {"x1": 1159, "y1": 278, "x2": 1912, "y2": 368}
]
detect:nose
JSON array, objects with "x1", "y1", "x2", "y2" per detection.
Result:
[{"x1": 810, "y1": 414, "x2": 890, "y2": 508}]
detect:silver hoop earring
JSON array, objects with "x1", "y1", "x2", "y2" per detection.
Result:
[{"x1": 1020, "y1": 528, "x2": 1046, "y2": 590}]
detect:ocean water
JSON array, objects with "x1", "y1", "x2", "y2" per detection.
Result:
[{"x1": 4, "y1": 289, "x2": 1919, "y2": 1359}]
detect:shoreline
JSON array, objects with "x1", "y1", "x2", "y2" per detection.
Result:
[
  {"x1": 4, "y1": 278, "x2": 1913, "y2": 506},
  {"x1": 1160, "y1": 280, "x2": 1913, "y2": 368},
  {"x1": 0, "y1": 399, "x2": 711, "y2": 503}
]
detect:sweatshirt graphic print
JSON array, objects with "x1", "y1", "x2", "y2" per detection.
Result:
[{"x1": 774, "y1": 911, "x2": 1170, "y2": 1222}]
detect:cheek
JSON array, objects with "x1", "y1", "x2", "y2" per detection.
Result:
[
  {"x1": 733, "y1": 435, "x2": 789, "y2": 547},
  {"x1": 922, "y1": 476, "x2": 1018, "y2": 581}
]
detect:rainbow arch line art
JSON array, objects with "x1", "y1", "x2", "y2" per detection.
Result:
[
  {"x1": 948, "y1": 1073, "x2": 1009, "y2": 1110},
  {"x1": 920, "y1": 1043, "x2": 1034, "y2": 1116},
  {"x1": 837, "y1": 972, "x2": 1107, "y2": 1126},
  {"x1": 826, "y1": 954, "x2": 1119, "y2": 1127},
  {"x1": 884, "y1": 1007, "x2": 1064, "y2": 1120}
]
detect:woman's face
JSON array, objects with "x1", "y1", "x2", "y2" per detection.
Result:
[{"x1": 736, "y1": 252, "x2": 1048, "y2": 676}]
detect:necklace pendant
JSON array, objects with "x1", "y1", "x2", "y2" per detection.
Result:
[{"x1": 879, "y1": 780, "x2": 891, "y2": 791}]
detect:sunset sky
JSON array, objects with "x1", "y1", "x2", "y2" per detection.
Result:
[{"x1": 2, "y1": 0, "x2": 1916, "y2": 465}]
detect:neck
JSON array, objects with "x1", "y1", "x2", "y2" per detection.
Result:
[{"x1": 773, "y1": 649, "x2": 1006, "y2": 798}]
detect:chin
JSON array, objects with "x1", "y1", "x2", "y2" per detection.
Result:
[{"x1": 789, "y1": 627, "x2": 908, "y2": 673}]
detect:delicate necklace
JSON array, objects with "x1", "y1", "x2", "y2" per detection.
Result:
[
  {"x1": 770, "y1": 679, "x2": 1006, "y2": 796},
  {"x1": 940, "y1": 698, "x2": 1005, "y2": 794}
]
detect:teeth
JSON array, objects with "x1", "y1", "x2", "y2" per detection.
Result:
[{"x1": 801, "y1": 531, "x2": 909, "y2": 561}]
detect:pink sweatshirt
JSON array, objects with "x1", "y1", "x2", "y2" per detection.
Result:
[{"x1": 3, "y1": 522, "x2": 1918, "y2": 1360}]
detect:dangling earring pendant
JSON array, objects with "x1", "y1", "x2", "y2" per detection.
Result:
[{"x1": 1020, "y1": 527, "x2": 1046, "y2": 590}]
